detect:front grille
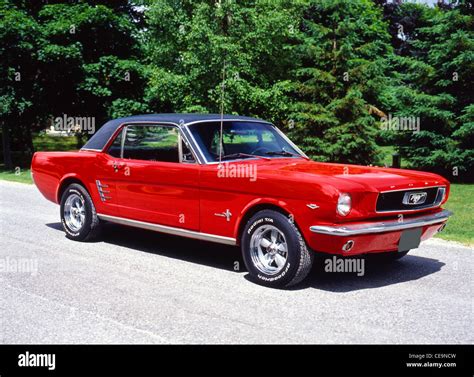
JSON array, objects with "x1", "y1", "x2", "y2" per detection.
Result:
[{"x1": 376, "y1": 187, "x2": 445, "y2": 212}]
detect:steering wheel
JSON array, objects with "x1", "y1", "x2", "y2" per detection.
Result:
[
  {"x1": 251, "y1": 146, "x2": 272, "y2": 155},
  {"x1": 209, "y1": 150, "x2": 221, "y2": 159}
]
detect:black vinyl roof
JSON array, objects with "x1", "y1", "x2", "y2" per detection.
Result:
[{"x1": 82, "y1": 113, "x2": 268, "y2": 151}]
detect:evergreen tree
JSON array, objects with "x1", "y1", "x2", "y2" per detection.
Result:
[
  {"x1": 288, "y1": 0, "x2": 392, "y2": 165},
  {"x1": 380, "y1": 1, "x2": 473, "y2": 181}
]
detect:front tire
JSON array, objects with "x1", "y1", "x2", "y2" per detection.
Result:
[
  {"x1": 241, "y1": 210, "x2": 314, "y2": 288},
  {"x1": 60, "y1": 183, "x2": 100, "y2": 241}
]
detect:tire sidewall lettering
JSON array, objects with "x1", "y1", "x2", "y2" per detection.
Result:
[
  {"x1": 62, "y1": 217, "x2": 81, "y2": 237},
  {"x1": 245, "y1": 214, "x2": 294, "y2": 283},
  {"x1": 247, "y1": 217, "x2": 275, "y2": 235},
  {"x1": 258, "y1": 262, "x2": 291, "y2": 282}
]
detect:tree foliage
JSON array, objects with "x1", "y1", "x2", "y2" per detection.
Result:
[
  {"x1": 287, "y1": 0, "x2": 393, "y2": 165},
  {"x1": 378, "y1": 0, "x2": 473, "y2": 181},
  {"x1": 144, "y1": 0, "x2": 301, "y2": 122},
  {"x1": 0, "y1": 0, "x2": 147, "y2": 164},
  {"x1": 0, "y1": 0, "x2": 472, "y2": 181}
]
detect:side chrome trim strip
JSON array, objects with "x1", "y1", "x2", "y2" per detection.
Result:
[
  {"x1": 97, "y1": 213, "x2": 237, "y2": 245},
  {"x1": 309, "y1": 209, "x2": 453, "y2": 236}
]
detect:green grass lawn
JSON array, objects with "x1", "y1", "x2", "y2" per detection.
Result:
[
  {"x1": 0, "y1": 133, "x2": 77, "y2": 184},
  {"x1": 0, "y1": 167, "x2": 33, "y2": 184},
  {"x1": 33, "y1": 133, "x2": 78, "y2": 151},
  {"x1": 378, "y1": 145, "x2": 408, "y2": 168},
  {"x1": 436, "y1": 184, "x2": 474, "y2": 245}
]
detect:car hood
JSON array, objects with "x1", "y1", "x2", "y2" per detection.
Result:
[{"x1": 262, "y1": 159, "x2": 449, "y2": 192}]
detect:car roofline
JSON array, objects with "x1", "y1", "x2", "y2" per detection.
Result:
[{"x1": 82, "y1": 117, "x2": 308, "y2": 165}]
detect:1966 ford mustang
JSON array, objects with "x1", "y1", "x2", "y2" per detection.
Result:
[{"x1": 32, "y1": 114, "x2": 452, "y2": 287}]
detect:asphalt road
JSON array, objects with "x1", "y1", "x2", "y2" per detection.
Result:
[{"x1": 0, "y1": 180, "x2": 472, "y2": 344}]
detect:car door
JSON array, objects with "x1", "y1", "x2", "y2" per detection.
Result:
[
  {"x1": 114, "y1": 123, "x2": 200, "y2": 230},
  {"x1": 93, "y1": 128, "x2": 125, "y2": 216}
]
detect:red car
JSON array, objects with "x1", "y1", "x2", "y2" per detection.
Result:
[{"x1": 32, "y1": 114, "x2": 452, "y2": 287}]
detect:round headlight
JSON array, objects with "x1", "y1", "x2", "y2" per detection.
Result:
[{"x1": 337, "y1": 193, "x2": 352, "y2": 216}]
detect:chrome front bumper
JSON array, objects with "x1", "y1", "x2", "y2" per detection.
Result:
[{"x1": 310, "y1": 209, "x2": 453, "y2": 236}]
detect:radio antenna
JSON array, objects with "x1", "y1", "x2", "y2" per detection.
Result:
[{"x1": 218, "y1": 60, "x2": 226, "y2": 164}]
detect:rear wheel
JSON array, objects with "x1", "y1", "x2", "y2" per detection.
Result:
[
  {"x1": 60, "y1": 183, "x2": 100, "y2": 241},
  {"x1": 241, "y1": 210, "x2": 314, "y2": 288}
]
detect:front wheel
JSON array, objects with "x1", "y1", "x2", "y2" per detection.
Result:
[
  {"x1": 60, "y1": 183, "x2": 101, "y2": 241},
  {"x1": 241, "y1": 210, "x2": 314, "y2": 288}
]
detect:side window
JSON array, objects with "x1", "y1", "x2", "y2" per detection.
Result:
[
  {"x1": 123, "y1": 125, "x2": 179, "y2": 163},
  {"x1": 107, "y1": 128, "x2": 123, "y2": 158}
]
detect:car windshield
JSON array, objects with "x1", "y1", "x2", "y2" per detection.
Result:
[{"x1": 187, "y1": 121, "x2": 304, "y2": 163}]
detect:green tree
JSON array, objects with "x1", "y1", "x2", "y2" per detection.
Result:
[
  {"x1": 0, "y1": 2, "x2": 42, "y2": 168},
  {"x1": 379, "y1": 1, "x2": 474, "y2": 182},
  {"x1": 36, "y1": 1, "x2": 148, "y2": 145},
  {"x1": 288, "y1": 0, "x2": 392, "y2": 165},
  {"x1": 0, "y1": 0, "x2": 147, "y2": 166},
  {"x1": 144, "y1": 0, "x2": 302, "y2": 122}
]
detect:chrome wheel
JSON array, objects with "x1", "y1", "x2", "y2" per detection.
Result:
[
  {"x1": 64, "y1": 193, "x2": 86, "y2": 232},
  {"x1": 249, "y1": 225, "x2": 288, "y2": 275}
]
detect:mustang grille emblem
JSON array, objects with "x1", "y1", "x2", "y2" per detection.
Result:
[{"x1": 403, "y1": 191, "x2": 427, "y2": 205}]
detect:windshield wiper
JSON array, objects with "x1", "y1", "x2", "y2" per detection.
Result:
[
  {"x1": 265, "y1": 150, "x2": 309, "y2": 160},
  {"x1": 220, "y1": 153, "x2": 270, "y2": 161}
]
